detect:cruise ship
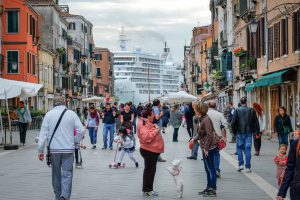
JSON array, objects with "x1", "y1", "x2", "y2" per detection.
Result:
[{"x1": 113, "y1": 28, "x2": 183, "y2": 104}]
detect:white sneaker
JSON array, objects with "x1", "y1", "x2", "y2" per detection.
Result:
[
  {"x1": 143, "y1": 191, "x2": 159, "y2": 197},
  {"x1": 237, "y1": 165, "x2": 244, "y2": 172},
  {"x1": 246, "y1": 168, "x2": 251, "y2": 173}
]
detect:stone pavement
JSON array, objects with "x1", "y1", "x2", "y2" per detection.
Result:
[{"x1": 0, "y1": 124, "x2": 282, "y2": 200}]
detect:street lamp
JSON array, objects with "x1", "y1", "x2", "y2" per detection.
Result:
[{"x1": 248, "y1": 19, "x2": 258, "y2": 34}]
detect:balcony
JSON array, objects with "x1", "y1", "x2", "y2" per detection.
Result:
[
  {"x1": 239, "y1": 0, "x2": 256, "y2": 20},
  {"x1": 239, "y1": 53, "x2": 257, "y2": 76}
]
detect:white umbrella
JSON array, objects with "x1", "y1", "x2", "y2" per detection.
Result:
[
  {"x1": 0, "y1": 78, "x2": 43, "y2": 145},
  {"x1": 163, "y1": 91, "x2": 197, "y2": 104},
  {"x1": 82, "y1": 96, "x2": 104, "y2": 103}
]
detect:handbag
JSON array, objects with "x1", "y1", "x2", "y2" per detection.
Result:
[
  {"x1": 214, "y1": 132, "x2": 226, "y2": 150},
  {"x1": 46, "y1": 109, "x2": 67, "y2": 167}
]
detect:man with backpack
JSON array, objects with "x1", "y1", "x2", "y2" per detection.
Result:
[{"x1": 38, "y1": 96, "x2": 84, "y2": 200}]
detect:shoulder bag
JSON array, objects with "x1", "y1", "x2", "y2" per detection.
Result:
[{"x1": 46, "y1": 109, "x2": 67, "y2": 167}]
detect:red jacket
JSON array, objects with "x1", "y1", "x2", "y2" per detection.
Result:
[{"x1": 137, "y1": 118, "x2": 164, "y2": 154}]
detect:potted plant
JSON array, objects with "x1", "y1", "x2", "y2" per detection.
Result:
[{"x1": 233, "y1": 47, "x2": 245, "y2": 57}]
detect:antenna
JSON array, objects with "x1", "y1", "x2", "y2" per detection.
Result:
[{"x1": 119, "y1": 26, "x2": 129, "y2": 51}]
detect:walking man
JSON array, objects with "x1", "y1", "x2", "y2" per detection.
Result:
[
  {"x1": 38, "y1": 96, "x2": 84, "y2": 200},
  {"x1": 231, "y1": 97, "x2": 259, "y2": 173},
  {"x1": 16, "y1": 101, "x2": 32, "y2": 146},
  {"x1": 102, "y1": 102, "x2": 118, "y2": 150},
  {"x1": 207, "y1": 100, "x2": 227, "y2": 178},
  {"x1": 225, "y1": 102, "x2": 235, "y2": 143}
]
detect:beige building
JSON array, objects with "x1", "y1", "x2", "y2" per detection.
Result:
[
  {"x1": 38, "y1": 46, "x2": 55, "y2": 111},
  {"x1": 234, "y1": 0, "x2": 300, "y2": 134}
]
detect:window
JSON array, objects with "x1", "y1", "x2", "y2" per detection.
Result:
[
  {"x1": 32, "y1": 54, "x2": 36, "y2": 75},
  {"x1": 7, "y1": 10, "x2": 19, "y2": 33},
  {"x1": 27, "y1": 52, "x2": 30, "y2": 73},
  {"x1": 84, "y1": 26, "x2": 87, "y2": 33},
  {"x1": 260, "y1": 17, "x2": 265, "y2": 56},
  {"x1": 68, "y1": 22, "x2": 76, "y2": 30},
  {"x1": 30, "y1": 15, "x2": 36, "y2": 39},
  {"x1": 95, "y1": 54, "x2": 102, "y2": 60},
  {"x1": 281, "y1": 18, "x2": 288, "y2": 55},
  {"x1": 7, "y1": 51, "x2": 19, "y2": 73},
  {"x1": 62, "y1": 28, "x2": 67, "y2": 40},
  {"x1": 81, "y1": 23, "x2": 84, "y2": 31},
  {"x1": 292, "y1": 11, "x2": 300, "y2": 51},
  {"x1": 96, "y1": 68, "x2": 101, "y2": 77},
  {"x1": 274, "y1": 22, "x2": 280, "y2": 58},
  {"x1": 268, "y1": 27, "x2": 273, "y2": 60}
]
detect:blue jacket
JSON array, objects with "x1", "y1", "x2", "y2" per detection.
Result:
[{"x1": 278, "y1": 139, "x2": 300, "y2": 199}]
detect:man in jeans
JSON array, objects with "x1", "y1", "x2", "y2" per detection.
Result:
[
  {"x1": 207, "y1": 100, "x2": 227, "y2": 178},
  {"x1": 102, "y1": 102, "x2": 118, "y2": 150},
  {"x1": 231, "y1": 97, "x2": 259, "y2": 173},
  {"x1": 38, "y1": 96, "x2": 84, "y2": 200}
]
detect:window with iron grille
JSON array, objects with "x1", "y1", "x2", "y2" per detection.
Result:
[
  {"x1": 292, "y1": 11, "x2": 300, "y2": 51},
  {"x1": 7, "y1": 10, "x2": 19, "y2": 33},
  {"x1": 261, "y1": 17, "x2": 265, "y2": 56},
  {"x1": 281, "y1": 18, "x2": 288, "y2": 55},
  {"x1": 274, "y1": 22, "x2": 280, "y2": 58},
  {"x1": 268, "y1": 27, "x2": 273, "y2": 60}
]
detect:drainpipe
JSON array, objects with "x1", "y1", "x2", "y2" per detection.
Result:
[{"x1": 264, "y1": 0, "x2": 272, "y2": 138}]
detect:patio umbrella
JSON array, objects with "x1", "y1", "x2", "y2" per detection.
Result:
[
  {"x1": 0, "y1": 78, "x2": 43, "y2": 146},
  {"x1": 82, "y1": 96, "x2": 104, "y2": 103},
  {"x1": 163, "y1": 91, "x2": 197, "y2": 104}
]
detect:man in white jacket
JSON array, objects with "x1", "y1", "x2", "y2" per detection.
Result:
[
  {"x1": 207, "y1": 100, "x2": 228, "y2": 178},
  {"x1": 38, "y1": 96, "x2": 84, "y2": 200}
]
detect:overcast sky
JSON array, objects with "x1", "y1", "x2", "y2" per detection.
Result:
[{"x1": 62, "y1": 0, "x2": 211, "y2": 63}]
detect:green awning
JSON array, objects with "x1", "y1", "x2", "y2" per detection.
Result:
[
  {"x1": 245, "y1": 83, "x2": 255, "y2": 92},
  {"x1": 255, "y1": 69, "x2": 289, "y2": 87}
]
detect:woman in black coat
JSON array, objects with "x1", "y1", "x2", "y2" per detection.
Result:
[
  {"x1": 274, "y1": 106, "x2": 293, "y2": 147},
  {"x1": 277, "y1": 139, "x2": 300, "y2": 200},
  {"x1": 184, "y1": 102, "x2": 195, "y2": 138}
]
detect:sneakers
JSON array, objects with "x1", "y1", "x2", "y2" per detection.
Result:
[
  {"x1": 143, "y1": 191, "x2": 158, "y2": 197},
  {"x1": 186, "y1": 156, "x2": 197, "y2": 160},
  {"x1": 202, "y1": 189, "x2": 216, "y2": 197},
  {"x1": 109, "y1": 147, "x2": 113, "y2": 150},
  {"x1": 198, "y1": 188, "x2": 208, "y2": 195},
  {"x1": 101, "y1": 147, "x2": 107, "y2": 150},
  {"x1": 216, "y1": 171, "x2": 221, "y2": 178},
  {"x1": 92, "y1": 145, "x2": 96, "y2": 149},
  {"x1": 158, "y1": 157, "x2": 166, "y2": 162},
  {"x1": 246, "y1": 168, "x2": 251, "y2": 173},
  {"x1": 135, "y1": 162, "x2": 139, "y2": 168},
  {"x1": 237, "y1": 165, "x2": 244, "y2": 172}
]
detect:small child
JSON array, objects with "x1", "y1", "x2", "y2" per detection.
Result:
[
  {"x1": 114, "y1": 126, "x2": 138, "y2": 168},
  {"x1": 274, "y1": 144, "x2": 288, "y2": 187}
]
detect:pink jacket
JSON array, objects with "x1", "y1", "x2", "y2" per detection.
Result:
[{"x1": 137, "y1": 118, "x2": 164, "y2": 154}]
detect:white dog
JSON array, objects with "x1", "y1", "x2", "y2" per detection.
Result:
[{"x1": 167, "y1": 159, "x2": 184, "y2": 198}]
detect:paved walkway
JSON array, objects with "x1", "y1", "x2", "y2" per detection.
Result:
[{"x1": 0, "y1": 124, "x2": 284, "y2": 200}]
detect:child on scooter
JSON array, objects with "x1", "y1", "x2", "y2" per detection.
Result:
[{"x1": 114, "y1": 126, "x2": 138, "y2": 168}]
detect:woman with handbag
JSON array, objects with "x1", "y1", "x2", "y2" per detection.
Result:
[
  {"x1": 190, "y1": 101, "x2": 220, "y2": 197},
  {"x1": 252, "y1": 103, "x2": 266, "y2": 156},
  {"x1": 274, "y1": 106, "x2": 293, "y2": 147}
]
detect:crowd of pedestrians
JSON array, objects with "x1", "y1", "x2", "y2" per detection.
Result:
[{"x1": 36, "y1": 95, "x2": 300, "y2": 200}]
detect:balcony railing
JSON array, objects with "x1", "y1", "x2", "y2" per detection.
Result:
[
  {"x1": 239, "y1": 0, "x2": 255, "y2": 19},
  {"x1": 239, "y1": 53, "x2": 257, "y2": 74}
]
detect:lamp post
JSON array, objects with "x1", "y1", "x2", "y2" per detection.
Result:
[{"x1": 248, "y1": 19, "x2": 258, "y2": 35}]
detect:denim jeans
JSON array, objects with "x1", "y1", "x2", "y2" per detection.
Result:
[
  {"x1": 237, "y1": 133, "x2": 253, "y2": 169},
  {"x1": 103, "y1": 123, "x2": 115, "y2": 148},
  {"x1": 191, "y1": 142, "x2": 200, "y2": 159},
  {"x1": 88, "y1": 127, "x2": 97, "y2": 145},
  {"x1": 214, "y1": 148, "x2": 221, "y2": 172},
  {"x1": 51, "y1": 153, "x2": 74, "y2": 200},
  {"x1": 203, "y1": 147, "x2": 218, "y2": 190},
  {"x1": 173, "y1": 127, "x2": 179, "y2": 141},
  {"x1": 278, "y1": 134, "x2": 289, "y2": 147}
]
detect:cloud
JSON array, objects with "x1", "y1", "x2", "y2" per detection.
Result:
[{"x1": 62, "y1": 0, "x2": 211, "y2": 62}]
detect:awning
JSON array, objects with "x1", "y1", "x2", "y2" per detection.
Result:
[
  {"x1": 245, "y1": 82, "x2": 255, "y2": 92},
  {"x1": 255, "y1": 69, "x2": 289, "y2": 87}
]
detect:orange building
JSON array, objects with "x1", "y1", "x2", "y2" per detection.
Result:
[{"x1": 1, "y1": 0, "x2": 39, "y2": 84}]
